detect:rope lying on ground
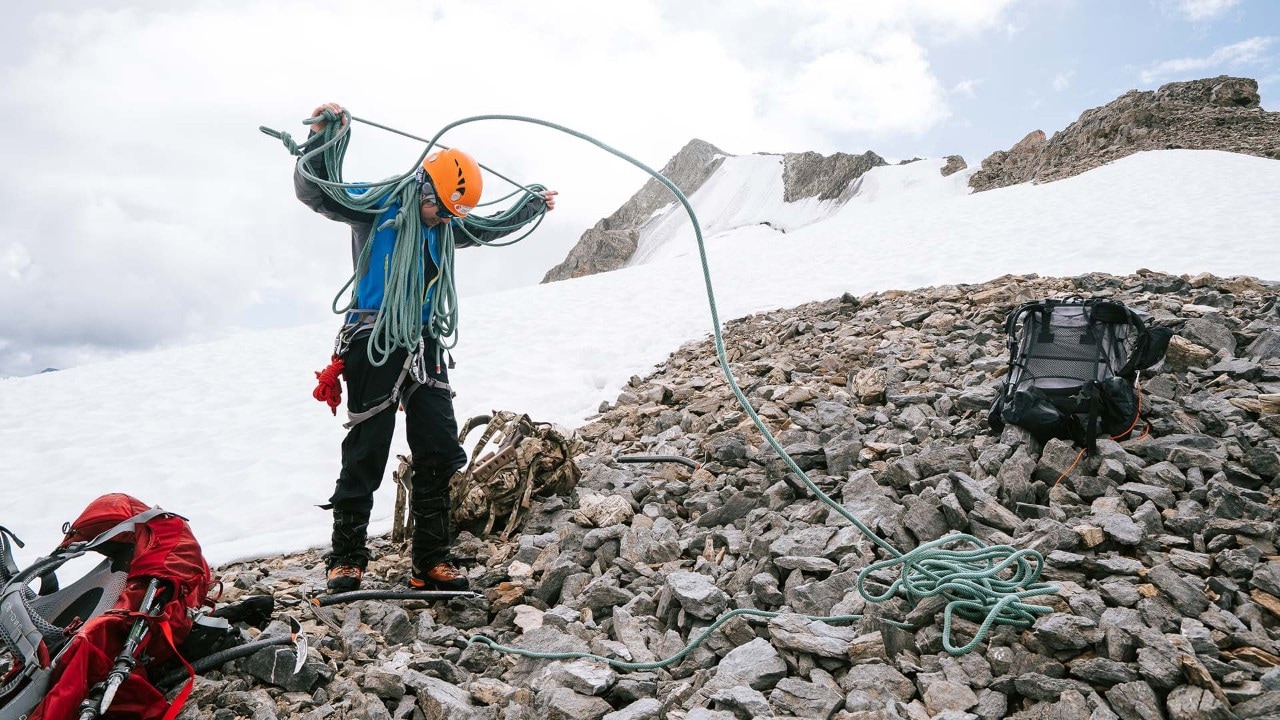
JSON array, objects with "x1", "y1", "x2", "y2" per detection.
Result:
[{"x1": 261, "y1": 112, "x2": 1059, "y2": 666}]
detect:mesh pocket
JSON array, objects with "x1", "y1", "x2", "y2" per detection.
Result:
[{"x1": 1018, "y1": 307, "x2": 1103, "y2": 392}]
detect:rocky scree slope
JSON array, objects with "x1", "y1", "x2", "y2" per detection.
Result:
[{"x1": 189, "y1": 270, "x2": 1279, "y2": 720}]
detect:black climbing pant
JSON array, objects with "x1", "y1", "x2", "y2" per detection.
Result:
[{"x1": 328, "y1": 332, "x2": 467, "y2": 570}]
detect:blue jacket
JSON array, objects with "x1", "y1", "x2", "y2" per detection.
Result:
[{"x1": 294, "y1": 160, "x2": 543, "y2": 330}]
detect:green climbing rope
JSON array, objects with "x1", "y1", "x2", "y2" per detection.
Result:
[
  {"x1": 261, "y1": 111, "x2": 1058, "y2": 667},
  {"x1": 259, "y1": 110, "x2": 550, "y2": 367}
]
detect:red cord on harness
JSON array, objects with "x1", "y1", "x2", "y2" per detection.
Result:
[{"x1": 313, "y1": 356, "x2": 345, "y2": 415}]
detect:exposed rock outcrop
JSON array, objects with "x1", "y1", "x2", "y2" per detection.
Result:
[
  {"x1": 189, "y1": 270, "x2": 1280, "y2": 720},
  {"x1": 541, "y1": 139, "x2": 726, "y2": 283},
  {"x1": 970, "y1": 75, "x2": 1280, "y2": 192},
  {"x1": 940, "y1": 155, "x2": 968, "y2": 177},
  {"x1": 781, "y1": 150, "x2": 886, "y2": 203},
  {"x1": 542, "y1": 144, "x2": 886, "y2": 283}
]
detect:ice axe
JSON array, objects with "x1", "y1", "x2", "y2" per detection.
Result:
[{"x1": 79, "y1": 577, "x2": 167, "y2": 719}]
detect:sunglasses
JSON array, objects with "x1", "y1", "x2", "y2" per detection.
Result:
[{"x1": 417, "y1": 171, "x2": 454, "y2": 218}]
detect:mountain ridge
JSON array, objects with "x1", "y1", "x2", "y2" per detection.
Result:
[{"x1": 542, "y1": 75, "x2": 1279, "y2": 284}]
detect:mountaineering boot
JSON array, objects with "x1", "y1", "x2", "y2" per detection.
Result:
[
  {"x1": 327, "y1": 504, "x2": 370, "y2": 592},
  {"x1": 410, "y1": 562, "x2": 469, "y2": 591},
  {"x1": 326, "y1": 564, "x2": 363, "y2": 593},
  {"x1": 409, "y1": 466, "x2": 460, "y2": 588}
]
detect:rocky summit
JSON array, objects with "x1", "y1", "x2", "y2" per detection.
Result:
[
  {"x1": 968, "y1": 76, "x2": 1280, "y2": 193},
  {"x1": 184, "y1": 269, "x2": 1280, "y2": 720},
  {"x1": 541, "y1": 142, "x2": 888, "y2": 284},
  {"x1": 541, "y1": 76, "x2": 1277, "y2": 289}
]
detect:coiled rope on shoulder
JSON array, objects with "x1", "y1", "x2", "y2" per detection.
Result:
[
  {"x1": 260, "y1": 110, "x2": 549, "y2": 368},
  {"x1": 261, "y1": 112, "x2": 1058, "y2": 664}
]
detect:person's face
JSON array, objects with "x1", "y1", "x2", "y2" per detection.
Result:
[{"x1": 419, "y1": 185, "x2": 454, "y2": 227}]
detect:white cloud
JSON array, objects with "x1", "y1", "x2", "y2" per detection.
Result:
[
  {"x1": 952, "y1": 79, "x2": 980, "y2": 98},
  {"x1": 1169, "y1": 0, "x2": 1242, "y2": 22},
  {"x1": 771, "y1": 34, "x2": 951, "y2": 138},
  {"x1": 1052, "y1": 72, "x2": 1074, "y2": 91},
  {"x1": 1140, "y1": 36, "x2": 1276, "y2": 84}
]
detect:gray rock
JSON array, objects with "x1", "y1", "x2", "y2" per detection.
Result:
[
  {"x1": 685, "y1": 710, "x2": 737, "y2": 720},
  {"x1": 1104, "y1": 681, "x2": 1165, "y2": 720},
  {"x1": 412, "y1": 674, "x2": 494, "y2": 720},
  {"x1": 840, "y1": 662, "x2": 915, "y2": 706},
  {"x1": 620, "y1": 517, "x2": 681, "y2": 565},
  {"x1": 1117, "y1": 483, "x2": 1177, "y2": 510},
  {"x1": 920, "y1": 676, "x2": 979, "y2": 715},
  {"x1": 768, "y1": 676, "x2": 844, "y2": 719},
  {"x1": 1007, "y1": 689, "x2": 1091, "y2": 720},
  {"x1": 774, "y1": 555, "x2": 838, "y2": 572},
  {"x1": 361, "y1": 669, "x2": 407, "y2": 701},
  {"x1": 1180, "y1": 318, "x2": 1237, "y2": 355},
  {"x1": 601, "y1": 698, "x2": 662, "y2": 720},
  {"x1": 1249, "y1": 558, "x2": 1280, "y2": 591},
  {"x1": 1165, "y1": 685, "x2": 1231, "y2": 720},
  {"x1": 540, "y1": 660, "x2": 618, "y2": 696},
  {"x1": 1034, "y1": 613, "x2": 1103, "y2": 651},
  {"x1": 667, "y1": 571, "x2": 729, "y2": 620},
  {"x1": 706, "y1": 637, "x2": 787, "y2": 691},
  {"x1": 1144, "y1": 564, "x2": 1210, "y2": 616},
  {"x1": 1099, "y1": 513, "x2": 1144, "y2": 546},
  {"x1": 1013, "y1": 673, "x2": 1091, "y2": 702},
  {"x1": 767, "y1": 613, "x2": 856, "y2": 658},
  {"x1": 534, "y1": 687, "x2": 614, "y2": 720},
  {"x1": 709, "y1": 685, "x2": 772, "y2": 718},
  {"x1": 241, "y1": 647, "x2": 331, "y2": 693},
  {"x1": 769, "y1": 525, "x2": 837, "y2": 557},
  {"x1": 1234, "y1": 690, "x2": 1280, "y2": 719},
  {"x1": 506, "y1": 627, "x2": 592, "y2": 685},
  {"x1": 1070, "y1": 657, "x2": 1139, "y2": 685}
]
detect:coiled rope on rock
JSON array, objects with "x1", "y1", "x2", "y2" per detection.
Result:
[{"x1": 261, "y1": 112, "x2": 1058, "y2": 665}]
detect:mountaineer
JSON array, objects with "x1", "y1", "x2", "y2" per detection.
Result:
[{"x1": 294, "y1": 102, "x2": 558, "y2": 593}]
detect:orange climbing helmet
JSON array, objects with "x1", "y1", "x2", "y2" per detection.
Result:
[{"x1": 420, "y1": 148, "x2": 483, "y2": 217}]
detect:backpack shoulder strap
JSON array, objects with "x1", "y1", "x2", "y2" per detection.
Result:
[
  {"x1": 0, "y1": 526, "x2": 24, "y2": 584},
  {"x1": 73, "y1": 507, "x2": 172, "y2": 552}
]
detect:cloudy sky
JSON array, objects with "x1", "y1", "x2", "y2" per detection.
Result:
[{"x1": 1, "y1": 0, "x2": 1276, "y2": 377}]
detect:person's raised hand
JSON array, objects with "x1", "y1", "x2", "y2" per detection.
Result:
[
  {"x1": 309, "y1": 102, "x2": 348, "y2": 133},
  {"x1": 541, "y1": 190, "x2": 558, "y2": 211}
]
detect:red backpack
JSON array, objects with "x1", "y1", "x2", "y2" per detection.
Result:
[{"x1": 0, "y1": 493, "x2": 213, "y2": 720}]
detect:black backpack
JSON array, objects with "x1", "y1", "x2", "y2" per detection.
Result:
[{"x1": 988, "y1": 298, "x2": 1172, "y2": 453}]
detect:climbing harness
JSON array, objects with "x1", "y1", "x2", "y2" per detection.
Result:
[{"x1": 262, "y1": 112, "x2": 1059, "y2": 666}]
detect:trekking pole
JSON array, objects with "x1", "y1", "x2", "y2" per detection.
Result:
[{"x1": 80, "y1": 577, "x2": 167, "y2": 719}]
